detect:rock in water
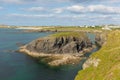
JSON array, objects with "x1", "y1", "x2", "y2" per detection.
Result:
[{"x1": 19, "y1": 32, "x2": 94, "y2": 66}]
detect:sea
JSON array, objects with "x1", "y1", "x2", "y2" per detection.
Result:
[{"x1": 0, "y1": 29, "x2": 98, "y2": 80}]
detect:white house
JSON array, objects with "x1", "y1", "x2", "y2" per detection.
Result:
[{"x1": 102, "y1": 25, "x2": 111, "y2": 30}]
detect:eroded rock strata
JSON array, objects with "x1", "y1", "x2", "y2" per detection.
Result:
[{"x1": 19, "y1": 32, "x2": 95, "y2": 66}]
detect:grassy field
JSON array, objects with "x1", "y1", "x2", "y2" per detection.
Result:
[
  {"x1": 50, "y1": 32, "x2": 87, "y2": 38},
  {"x1": 43, "y1": 26, "x2": 103, "y2": 32},
  {"x1": 75, "y1": 30, "x2": 120, "y2": 80}
]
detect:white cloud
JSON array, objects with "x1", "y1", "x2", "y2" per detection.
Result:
[
  {"x1": 68, "y1": 0, "x2": 120, "y2": 4},
  {"x1": 8, "y1": 13, "x2": 55, "y2": 18},
  {"x1": 8, "y1": 13, "x2": 86, "y2": 19},
  {"x1": 0, "y1": 0, "x2": 68, "y2": 4},
  {"x1": 55, "y1": 14, "x2": 86, "y2": 19},
  {"x1": 66, "y1": 5, "x2": 85, "y2": 13},
  {"x1": 56, "y1": 5, "x2": 120, "y2": 14},
  {"x1": 53, "y1": 8, "x2": 64, "y2": 13},
  {"x1": 22, "y1": 7, "x2": 45, "y2": 12},
  {"x1": 4, "y1": 13, "x2": 120, "y2": 26},
  {"x1": 87, "y1": 5, "x2": 120, "y2": 14},
  {"x1": 20, "y1": 4, "x2": 120, "y2": 15},
  {"x1": 10, "y1": 14, "x2": 109, "y2": 24}
]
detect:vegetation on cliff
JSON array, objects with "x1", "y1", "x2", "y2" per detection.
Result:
[
  {"x1": 75, "y1": 30, "x2": 120, "y2": 80},
  {"x1": 50, "y1": 32, "x2": 87, "y2": 38}
]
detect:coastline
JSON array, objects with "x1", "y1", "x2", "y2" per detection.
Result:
[{"x1": 19, "y1": 45, "x2": 96, "y2": 67}]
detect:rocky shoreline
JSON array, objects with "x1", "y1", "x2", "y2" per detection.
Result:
[
  {"x1": 19, "y1": 45, "x2": 96, "y2": 66},
  {"x1": 19, "y1": 46, "x2": 82, "y2": 66},
  {"x1": 18, "y1": 32, "x2": 96, "y2": 67}
]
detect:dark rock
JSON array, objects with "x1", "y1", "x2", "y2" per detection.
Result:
[{"x1": 26, "y1": 35, "x2": 92, "y2": 54}]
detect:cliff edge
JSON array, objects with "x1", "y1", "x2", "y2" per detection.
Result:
[{"x1": 75, "y1": 31, "x2": 120, "y2": 80}]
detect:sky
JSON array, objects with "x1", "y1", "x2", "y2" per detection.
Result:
[{"x1": 0, "y1": 0, "x2": 120, "y2": 26}]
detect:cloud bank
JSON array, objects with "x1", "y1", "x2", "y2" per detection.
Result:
[{"x1": 0, "y1": 0, "x2": 120, "y2": 26}]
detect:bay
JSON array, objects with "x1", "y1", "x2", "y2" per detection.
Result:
[{"x1": 0, "y1": 29, "x2": 98, "y2": 80}]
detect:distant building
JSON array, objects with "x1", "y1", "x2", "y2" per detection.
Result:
[
  {"x1": 85, "y1": 25, "x2": 88, "y2": 28},
  {"x1": 91, "y1": 25, "x2": 95, "y2": 28},
  {"x1": 102, "y1": 25, "x2": 111, "y2": 30},
  {"x1": 108, "y1": 25, "x2": 120, "y2": 28}
]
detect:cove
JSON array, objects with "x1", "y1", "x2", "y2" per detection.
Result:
[{"x1": 0, "y1": 29, "x2": 100, "y2": 80}]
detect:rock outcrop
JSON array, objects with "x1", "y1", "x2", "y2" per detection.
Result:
[
  {"x1": 19, "y1": 32, "x2": 95, "y2": 66},
  {"x1": 26, "y1": 36, "x2": 92, "y2": 54},
  {"x1": 95, "y1": 33, "x2": 106, "y2": 46},
  {"x1": 82, "y1": 58, "x2": 101, "y2": 70}
]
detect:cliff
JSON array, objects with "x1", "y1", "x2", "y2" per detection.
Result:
[
  {"x1": 75, "y1": 30, "x2": 120, "y2": 80},
  {"x1": 95, "y1": 33, "x2": 107, "y2": 46},
  {"x1": 26, "y1": 32, "x2": 92, "y2": 54},
  {"x1": 19, "y1": 32, "x2": 94, "y2": 66}
]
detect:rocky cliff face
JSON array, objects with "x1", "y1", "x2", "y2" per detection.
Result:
[
  {"x1": 19, "y1": 32, "x2": 95, "y2": 66},
  {"x1": 26, "y1": 36, "x2": 92, "y2": 54},
  {"x1": 95, "y1": 33, "x2": 106, "y2": 46}
]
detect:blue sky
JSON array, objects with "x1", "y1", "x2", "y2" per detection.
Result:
[{"x1": 0, "y1": 0, "x2": 120, "y2": 26}]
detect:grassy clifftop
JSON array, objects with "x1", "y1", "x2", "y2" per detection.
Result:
[
  {"x1": 75, "y1": 30, "x2": 120, "y2": 80},
  {"x1": 50, "y1": 32, "x2": 87, "y2": 38}
]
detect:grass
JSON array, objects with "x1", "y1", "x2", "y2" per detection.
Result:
[
  {"x1": 75, "y1": 30, "x2": 120, "y2": 80},
  {"x1": 49, "y1": 32, "x2": 87, "y2": 38},
  {"x1": 43, "y1": 26, "x2": 103, "y2": 32}
]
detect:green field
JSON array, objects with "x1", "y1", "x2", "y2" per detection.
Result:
[
  {"x1": 43, "y1": 26, "x2": 103, "y2": 32},
  {"x1": 50, "y1": 32, "x2": 87, "y2": 38}
]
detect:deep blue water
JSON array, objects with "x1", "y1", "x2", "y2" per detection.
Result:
[{"x1": 0, "y1": 29, "x2": 98, "y2": 80}]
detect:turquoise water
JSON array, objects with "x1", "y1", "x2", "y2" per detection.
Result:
[{"x1": 0, "y1": 29, "x2": 98, "y2": 80}]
